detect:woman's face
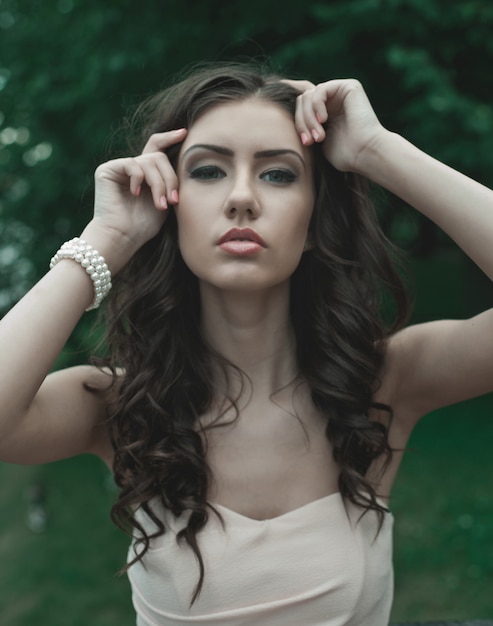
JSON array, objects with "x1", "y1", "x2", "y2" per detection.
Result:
[{"x1": 175, "y1": 97, "x2": 314, "y2": 293}]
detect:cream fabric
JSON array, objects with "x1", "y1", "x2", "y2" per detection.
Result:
[{"x1": 127, "y1": 492, "x2": 393, "y2": 625}]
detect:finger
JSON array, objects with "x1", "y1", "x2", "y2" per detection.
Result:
[
  {"x1": 95, "y1": 158, "x2": 144, "y2": 196},
  {"x1": 315, "y1": 79, "x2": 368, "y2": 117},
  {"x1": 300, "y1": 85, "x2": 330, "y2": 143},
  {"x1": 117, "y1": 159, "x2": 146, "y2": 196},
  {"x1": 312, "y1": 88, "x2": 329, "y2": 125},
  {"x1": 148, "y1": 151, "x2": 180, "y2": 205},
  {"x1": 279, "y1": 78, "x2": 316, "y2": 94},
  {"x1": 142, "y1": 128, "x2": 187, "y2": 155},
  {"x1": 294, "y1": 90, "x2": 321, "y2": 146},
  {"x1": 297, "y1": 79, "x2": 364, "y2": 144},
  {"x1": 133, "y1": 155, "x2": 175, "y2": 211}
]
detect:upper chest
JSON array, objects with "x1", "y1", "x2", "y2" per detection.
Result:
[{"x1": 196, "y1": 391, "x2": 340, "y2": 520}]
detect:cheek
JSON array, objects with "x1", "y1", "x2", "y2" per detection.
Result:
[
  {"x1": 277, "y1": 204, "x2": 314, "y2": 269},
  {"x1": 175, "y1": 198, "x2": 206, "y2": 238},
  {"x1": 285, "y1": 199, "x2": 314, "y2": 241},
  {"x1": 174, "y1": 206, "x2": 213, "y2": 278}
]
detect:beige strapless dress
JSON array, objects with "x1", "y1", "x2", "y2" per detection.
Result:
[{"x1": 128, "y1": 492, "x2": 393, "y2": 626}]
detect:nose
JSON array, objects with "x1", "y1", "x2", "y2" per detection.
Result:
[{"x1": 223, "y1": 171, "x2": 260, "y2": 219}]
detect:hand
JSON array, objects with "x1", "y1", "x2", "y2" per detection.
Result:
[
  {"x1": 284, "y1": 79, "x2": 385, "y2": 174},
  {"x1": 92, "y1": 128, "x2": 187, "y2": 250}
]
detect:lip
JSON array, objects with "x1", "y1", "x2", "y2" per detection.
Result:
[
  {"x1": 217, "y1": 228, "x2": 266, "y2": 247},
  {"x1": 217, "y1": 228, "x2": 266, "y2": 257}
]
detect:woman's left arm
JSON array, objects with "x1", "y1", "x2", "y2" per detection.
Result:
[
  {"x1": 359, "y1": 126, "x2": 493, "y2": 282},
  {"x1": 292, "y1": 78, "x2": 493, "y2": 422}
]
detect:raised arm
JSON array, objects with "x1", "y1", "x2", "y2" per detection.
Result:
[
  {"x1": 0, "y1": 129, "x2": 187, "y2": 465},
  {"x1": 290, "y1": 78, "x2": 493, "y2": 423}
]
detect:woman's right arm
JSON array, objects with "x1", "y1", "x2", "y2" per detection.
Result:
[{"x1": 0, "y1": 129, "x2": 186, "y2": 465}]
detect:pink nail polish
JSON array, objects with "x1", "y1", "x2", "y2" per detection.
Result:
[
  {"x1": 171, "y1": 190, "x2": 179, "y2": 204},
  {"x1": 160, "y1": 195, "x2": 168, "y2": 209},
  {"x1": 135, "y1": 185, "x2": 141, "y2": 196},
  {"x1": 316, "y1": 113, "x2": 322, "y2": 124},
  {"x1": 311, "y1": 129, "x2": 319, "y2": 141},
  {"x1": 301, "y1": 132, "x2": 308, "y2": 145}
]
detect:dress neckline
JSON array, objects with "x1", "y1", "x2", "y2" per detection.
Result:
[
  {"x1": 207, "y1": 492, "x2": 391, "y2": 524},
  {"x1": 208, "y1": 491, "x2": 342, "y2": 523}
]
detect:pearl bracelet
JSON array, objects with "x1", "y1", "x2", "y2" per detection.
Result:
[{"x1": 49, "y1": 237, "x2": 112, "y2": 311}]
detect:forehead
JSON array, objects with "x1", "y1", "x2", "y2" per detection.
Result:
[{"x1": 180, "y1": 98, "x2": 303, "y2": 152}]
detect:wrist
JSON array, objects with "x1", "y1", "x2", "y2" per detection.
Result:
[
  {"x1": 353, "y1": 129, "x2": 402, "y2": 180},
  {"x1": 80, "y1": 220, "x2": 141, "y2": 275},
  {"x1": 353, "y1": 130, "x2": 440, "y2": 205},
  {"x1": 50, "y1": 238, "x2": 111, "y2": 311}
]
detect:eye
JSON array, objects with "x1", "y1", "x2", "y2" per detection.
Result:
[
  {"x1": 261, "y1": 169, "x2": 298, "y2": 184},
  {"x1": 189, "y1": 165, "x2": 225, "y2": 180}
]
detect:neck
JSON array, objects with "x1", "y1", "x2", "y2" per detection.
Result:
[{"x1": 200, "y1": 282, "x2": 298, "y2": 398}]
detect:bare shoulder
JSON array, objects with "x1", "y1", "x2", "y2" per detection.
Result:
[
  {"x1": 377, "y1": 311, "x2": 493, "y2": 429},
  {"x1": 0, "y1": 364, "x2": 119, "y2": 466}
]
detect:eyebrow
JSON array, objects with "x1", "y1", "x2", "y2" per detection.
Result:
[{"x1": 182, "y1": 144, "x2": 306, "y2": 168}]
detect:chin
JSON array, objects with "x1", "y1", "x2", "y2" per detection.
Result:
[
  {"x1": 184, "y1": 255, "x2": 303, "y2": 294},
  {"x1": 197, "y1": 271, "x2": 294, "y2": 294}
]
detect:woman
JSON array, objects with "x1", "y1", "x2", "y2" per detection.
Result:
[{"x1": 1, "y1": 64, "x2": 492, "y2": 625}]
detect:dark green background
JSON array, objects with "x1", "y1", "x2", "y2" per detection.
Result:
[{"x1": 1, "y1": 0, "x2": 492, "y2": 623}]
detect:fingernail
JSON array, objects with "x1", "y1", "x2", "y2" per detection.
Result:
[
  {"x1": 171, "y1": 189, "x2": 179, "y2": 204},
  {"x1": 160, "y1": 195, "x2": 168, "y2": 209},
  {"x1": 316, "y1": 113, "x2": 322, "y2": 124},
  {"x1": 301, "y1": 132, "x2": 308, "y2": 145},
  {"x1": 311, "y1": 129, "x2": 319, "y2": 141},
  {"x1": 135, "y1": 185, "x2": 141, "y2": 196},
  {"x1": 175, "y1": 128, "x2": 187, "y2": 134}
]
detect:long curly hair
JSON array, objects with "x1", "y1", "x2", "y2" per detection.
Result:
[{"x1": 98, "y1": 62, "x2": 411, "y2": 606}]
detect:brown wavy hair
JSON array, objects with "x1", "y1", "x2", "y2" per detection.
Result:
[{"x1": 98, "y1": 62, "x2": 411, "y2": 606}]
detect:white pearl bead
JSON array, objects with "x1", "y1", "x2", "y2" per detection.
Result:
[{"x1": 50, "y1": 237, "x2": 112, "y2": 311}]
